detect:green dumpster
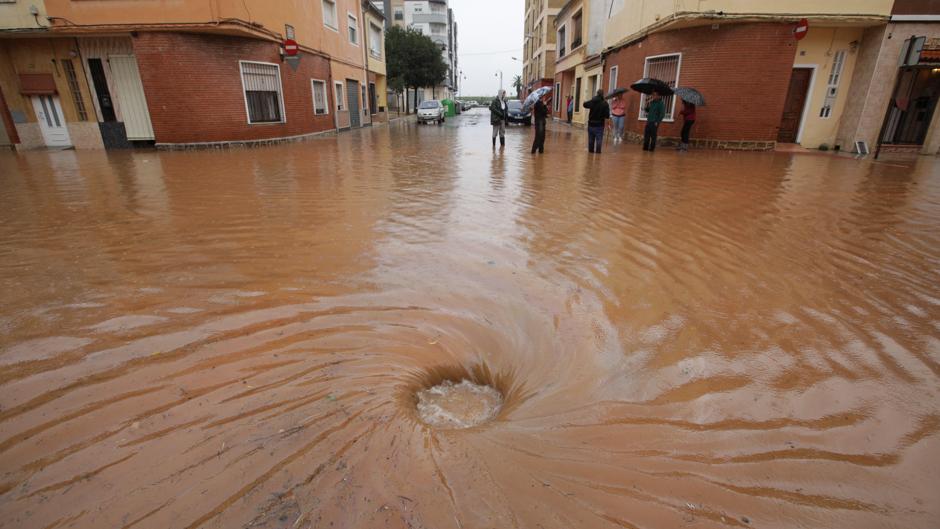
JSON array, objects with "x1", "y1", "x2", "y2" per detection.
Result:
[{"x1": 442, "y1": 99, "x2": 457, "y2": 117}]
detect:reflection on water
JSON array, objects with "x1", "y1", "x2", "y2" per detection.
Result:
[{"x1": 1, "y1": 112, "x2": 939, "y2": 529}]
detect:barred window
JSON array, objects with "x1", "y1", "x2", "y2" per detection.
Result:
[
  {"x1": 312, "y1": 79, "x2": 329, "y2": 115},
  {"x1": 240, "y1": 62, "x2": 284, "y2": 124},
  {"x1": 62, "y1": 59, "x2": 88, "y2": 121},
  {"x1": 640, "y1": 53, "x2": 681, "y2": 121}
]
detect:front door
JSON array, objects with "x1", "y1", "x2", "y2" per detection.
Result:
[
  {"x1": 30, "y1": 95, "x2": 71, "y2": 147},
  {"x1": 347, "y1": 80, "x2": 360, "y2": 128},
  {"x1": 109, "y1": 55, "x2": 155, "y2": 140},
  {"x1": 778, "y1": 68, "x2": 812, "y2": 143}
]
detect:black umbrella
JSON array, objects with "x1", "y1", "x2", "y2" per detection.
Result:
[
  {"x1": 630, "y1": 78, "x2": 674, "y2": 96},
  {"x1": 674, "y1": 87, "x2": 706, "y2": 106},
  {"x1": 605, "y1": 87, "x2": 628, "y2": 99}
]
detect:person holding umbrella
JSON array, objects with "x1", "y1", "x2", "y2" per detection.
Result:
[
  {"x1": 525, "y1": 88, "x2": 552, "y2": 154},
  {"x1": 583, "y1": 89, "x2": 610, "y2": 154},
  {"x1": 643, "y1": 95, "x2": 665, "y2": 152},
  {"x1": 673, "y1": 87, "x2": 705, "y2": 151}
]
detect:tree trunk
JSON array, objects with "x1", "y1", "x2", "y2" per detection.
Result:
[{"x1": 413, "y1": 87, "x2": 418, "y2": 114}]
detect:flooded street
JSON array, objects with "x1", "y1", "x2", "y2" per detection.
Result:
[{"x1": 1, "y1": 110, "x2": 939, "y2": 529}]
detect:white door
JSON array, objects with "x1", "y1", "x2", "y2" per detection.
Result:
[
  {"x1": 108, "y1": 55, "x2": 155, "y2": 140},
  {"x1": 30, "y1": 95, "x2": 72, "y2": 147}
]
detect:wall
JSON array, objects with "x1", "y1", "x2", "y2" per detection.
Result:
[
  {"x1": 603, "y1": 0, "x2": 893, "y2": 48},
  {"x1": 132, "y1": 32, "x2": 334, "y2": 145},
  {"x1": 793, "y1": 26, "x2": 864, "y2": 148},
  {"x1": 0, "y1": 0, "x2": 48, "y2": 30},
  {"x1": 603, "y1": 22, "x2": 797, "y2": 144},
  {"x1": 836, "y1": 22, "x2": 940, "y2": 154}
]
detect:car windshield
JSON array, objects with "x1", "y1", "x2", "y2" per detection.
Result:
[
  {"x1": 419, "y1": 101, "x2": 440, "y2": 109},
  {"x1": 507, "y1": 101, "x2": 523, "y2": 110}
]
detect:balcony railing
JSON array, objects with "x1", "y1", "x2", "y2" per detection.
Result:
[
  {"x1": 570, "y1": 37, "x2": 582, "y2": 49},
  {"x1": 412, "y1": 12, "x2": 448, "y2": 25}
]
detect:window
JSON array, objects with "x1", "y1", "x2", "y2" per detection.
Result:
[
  {"x1": 820, "y1": 50, "x2": 847, "y2": 118},
  {"x1": 322, "y1": 0, "x2": 337, "y2": 29},
  {"x1": 348, "y1": 14, "x2": 359, "y2": 45},
  {"x1": 557, "y1": 26, "x2": 566, "y2": 57},
  {"x1": 554, "y1": 82, "x2": 561, "y2": 112},
  {"x1": 334, "y1": 82, "x2": 345, "y2": 111},
  {"x1": 571, "y1": 11, "x2": 583, "y2": 49},
  {"x1": 608, "y1": 66, "x2": 618, "y2": 93},
  {"x1": 369, "y1": 23, "x2": 383, "y2": 58},
  {"x1": 62, "y1": 59, "x2": 88, "y2": 121},
  {"x1": 394, "y1": 8, "x2": 403, "y2": 20},
  {"x1": 312, "y1": 79, "x2": 329, "y2": 115},
  {"x1": 639, "y1": 53, "x2": 681, "y2": 121},
  {"x1": 240, "y1": 61, "x2": 285, "y2": 123},
  {"x1": 588, "y1": 74, "x2": 598, "y2": 98}
]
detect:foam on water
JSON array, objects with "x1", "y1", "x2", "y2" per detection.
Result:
[{"x1": 416, "y1": 379, "x2": 503, "y2": 429}]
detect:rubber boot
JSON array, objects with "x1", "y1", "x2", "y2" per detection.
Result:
[
  {"x1": 500, "y1": 137, "x2": 505, "y2": 148},
  {"x1": 492, "y1": 137, "x2": 496, "y2": 148}
]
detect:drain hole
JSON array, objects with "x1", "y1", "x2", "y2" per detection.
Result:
[{"x1": 416, "y1": 379, "x2": 503, "y2": 429}]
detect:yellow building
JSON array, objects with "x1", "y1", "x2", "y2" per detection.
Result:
[
  {"x1": 522, "y1": 0, "x2": 565, "y2": 97},
  {"x1": 364, "y1": 1, "x2": 389, "y2": 123}
]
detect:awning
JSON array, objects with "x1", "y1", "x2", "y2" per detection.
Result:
[
  {"x1": 920, "y1": 49, "x2": 940, "y2": 64},
  {"x1": 19, "y1": 74, "x2": 57, "y2": 95}
]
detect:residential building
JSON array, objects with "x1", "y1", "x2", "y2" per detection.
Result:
[
  {"x1": 599, "y1": 1, "x2": 897, "y2": 150},
  {"x1": 0, "y1": 0, "x2": 372, "y2": 150},
  {"x1": 523, "y1": 0, "x2": 565, "y2": 100},
  {"x1": 837, "y1": 0, "x2": 940, "y2": 155},
  {"x1": 553, "y1": 0, "x2": 606, "y2": 127},
  {"x1": 391, "y1": 0, "x2": 459, "y2": 105},
  {"x1": 363, "y1": 1, "x2": 389, "y2": 123}
]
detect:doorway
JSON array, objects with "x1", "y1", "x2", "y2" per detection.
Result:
[
  {"x1": 881, "y1": 67, "x2": 940, "y2": 145},
  {"x1": 778, "y1": 68, "x2": 814, "y2": 143},
  {"x1": 30, "y1": 95, "x2": 71, "y2": 147},
  {"x1": 346, "y1": 79, "x2": 360, "y2": 128}
]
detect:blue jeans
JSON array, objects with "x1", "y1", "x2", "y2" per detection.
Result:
[
  {"x1": 612, "y1": 115, "x2": 625, "y2": 138},
  {"x1": 588, "y1": 126, "x2": 604, "y2": 153}
]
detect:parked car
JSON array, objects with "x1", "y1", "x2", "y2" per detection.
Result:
[
  {"x1": 417, "y1": 100, "x2": 446, "y2": 124},
  {"x1": 506, "y1": 99, "x2": 532, "y2": 125}
]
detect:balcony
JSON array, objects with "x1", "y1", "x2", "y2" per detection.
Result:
[{"x1": 412, "y1": 12, "x2": 448, "y2": 25}]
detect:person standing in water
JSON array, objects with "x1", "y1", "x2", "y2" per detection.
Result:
[
  {"x1": 610, "y1": 92, "x2": 627, "y2": 142},
  {"x1": 531, "y1": 93, "x2": 551, "y2": 154},
  {"x1": 566, "y1": 96, "x2": 574, "y2": 124},
  {"x1": 583, "y1": 89, "x2": 610, "y2": 154},
  {"x1": 678, "y1": 100, "x2": 696, "y2": 151},
  {"x1": 643, "y1": 94, "x2": 665, "y2": 152},
  {"x1": 489, "y1": 90, "x2": 508, "y2": 148}
]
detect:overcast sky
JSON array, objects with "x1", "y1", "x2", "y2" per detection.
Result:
[{"x1": 450, "y1": 0, "x2": 525, "y2": 97}]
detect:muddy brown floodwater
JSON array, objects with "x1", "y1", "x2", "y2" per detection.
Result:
[{"x1": 1, "y1": 111, "x2": 939, "y2": 529}]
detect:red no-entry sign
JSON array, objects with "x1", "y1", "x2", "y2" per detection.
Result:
[
  {"x1": 793, "y1": 19, "x2": 809, "y2": 41},
  {"x1": 284, "y1": 38, "x2": 299, "y2": 57}
]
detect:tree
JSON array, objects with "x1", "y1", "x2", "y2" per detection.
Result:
[
  {"x1": 512, "y1": 75, "x2": 523, "y2": 99},
  {"x1": 386, "y1": 27, "x2": 448, "y2": 113}
]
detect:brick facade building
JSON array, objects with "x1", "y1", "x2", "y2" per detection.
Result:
[
  {"x1": 603, "y1": 23, "x2": 798, "y2": 149},
  {"x1": 133, "y1": 33, "x2": 335, "y2": 147}
]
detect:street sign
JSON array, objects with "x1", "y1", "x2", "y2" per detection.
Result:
[
  {"x1": 283, "y1": 38, "x2": 299, "y2": 57},
  {"x1": 793, "y1": 19, "x2": 809, "y2": 41}
]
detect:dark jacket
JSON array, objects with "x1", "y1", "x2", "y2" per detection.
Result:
[
  {"x1": 646, "y1": 99, "x2": 666, "y2": 124},
  {"x1": 489, "y1": 98, "x2": 508, "y2": 125},
  {"x1": 583, "y1": 96, "x2": 610, "y2": 127},
  {"x1": 533, "y1": 100, "x2": 549, "y2": 123}
]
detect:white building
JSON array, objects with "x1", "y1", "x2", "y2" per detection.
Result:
[{"x1": 384, "y1": 0, "x2": 459, "y2": 105}]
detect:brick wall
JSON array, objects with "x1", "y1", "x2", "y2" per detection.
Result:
[
  {"x1": 133, "y1": 32, "x2": 335, "y2": 145},
  {"x1": 604, "y1": 23, "x2": 798, "y2": 143}
]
